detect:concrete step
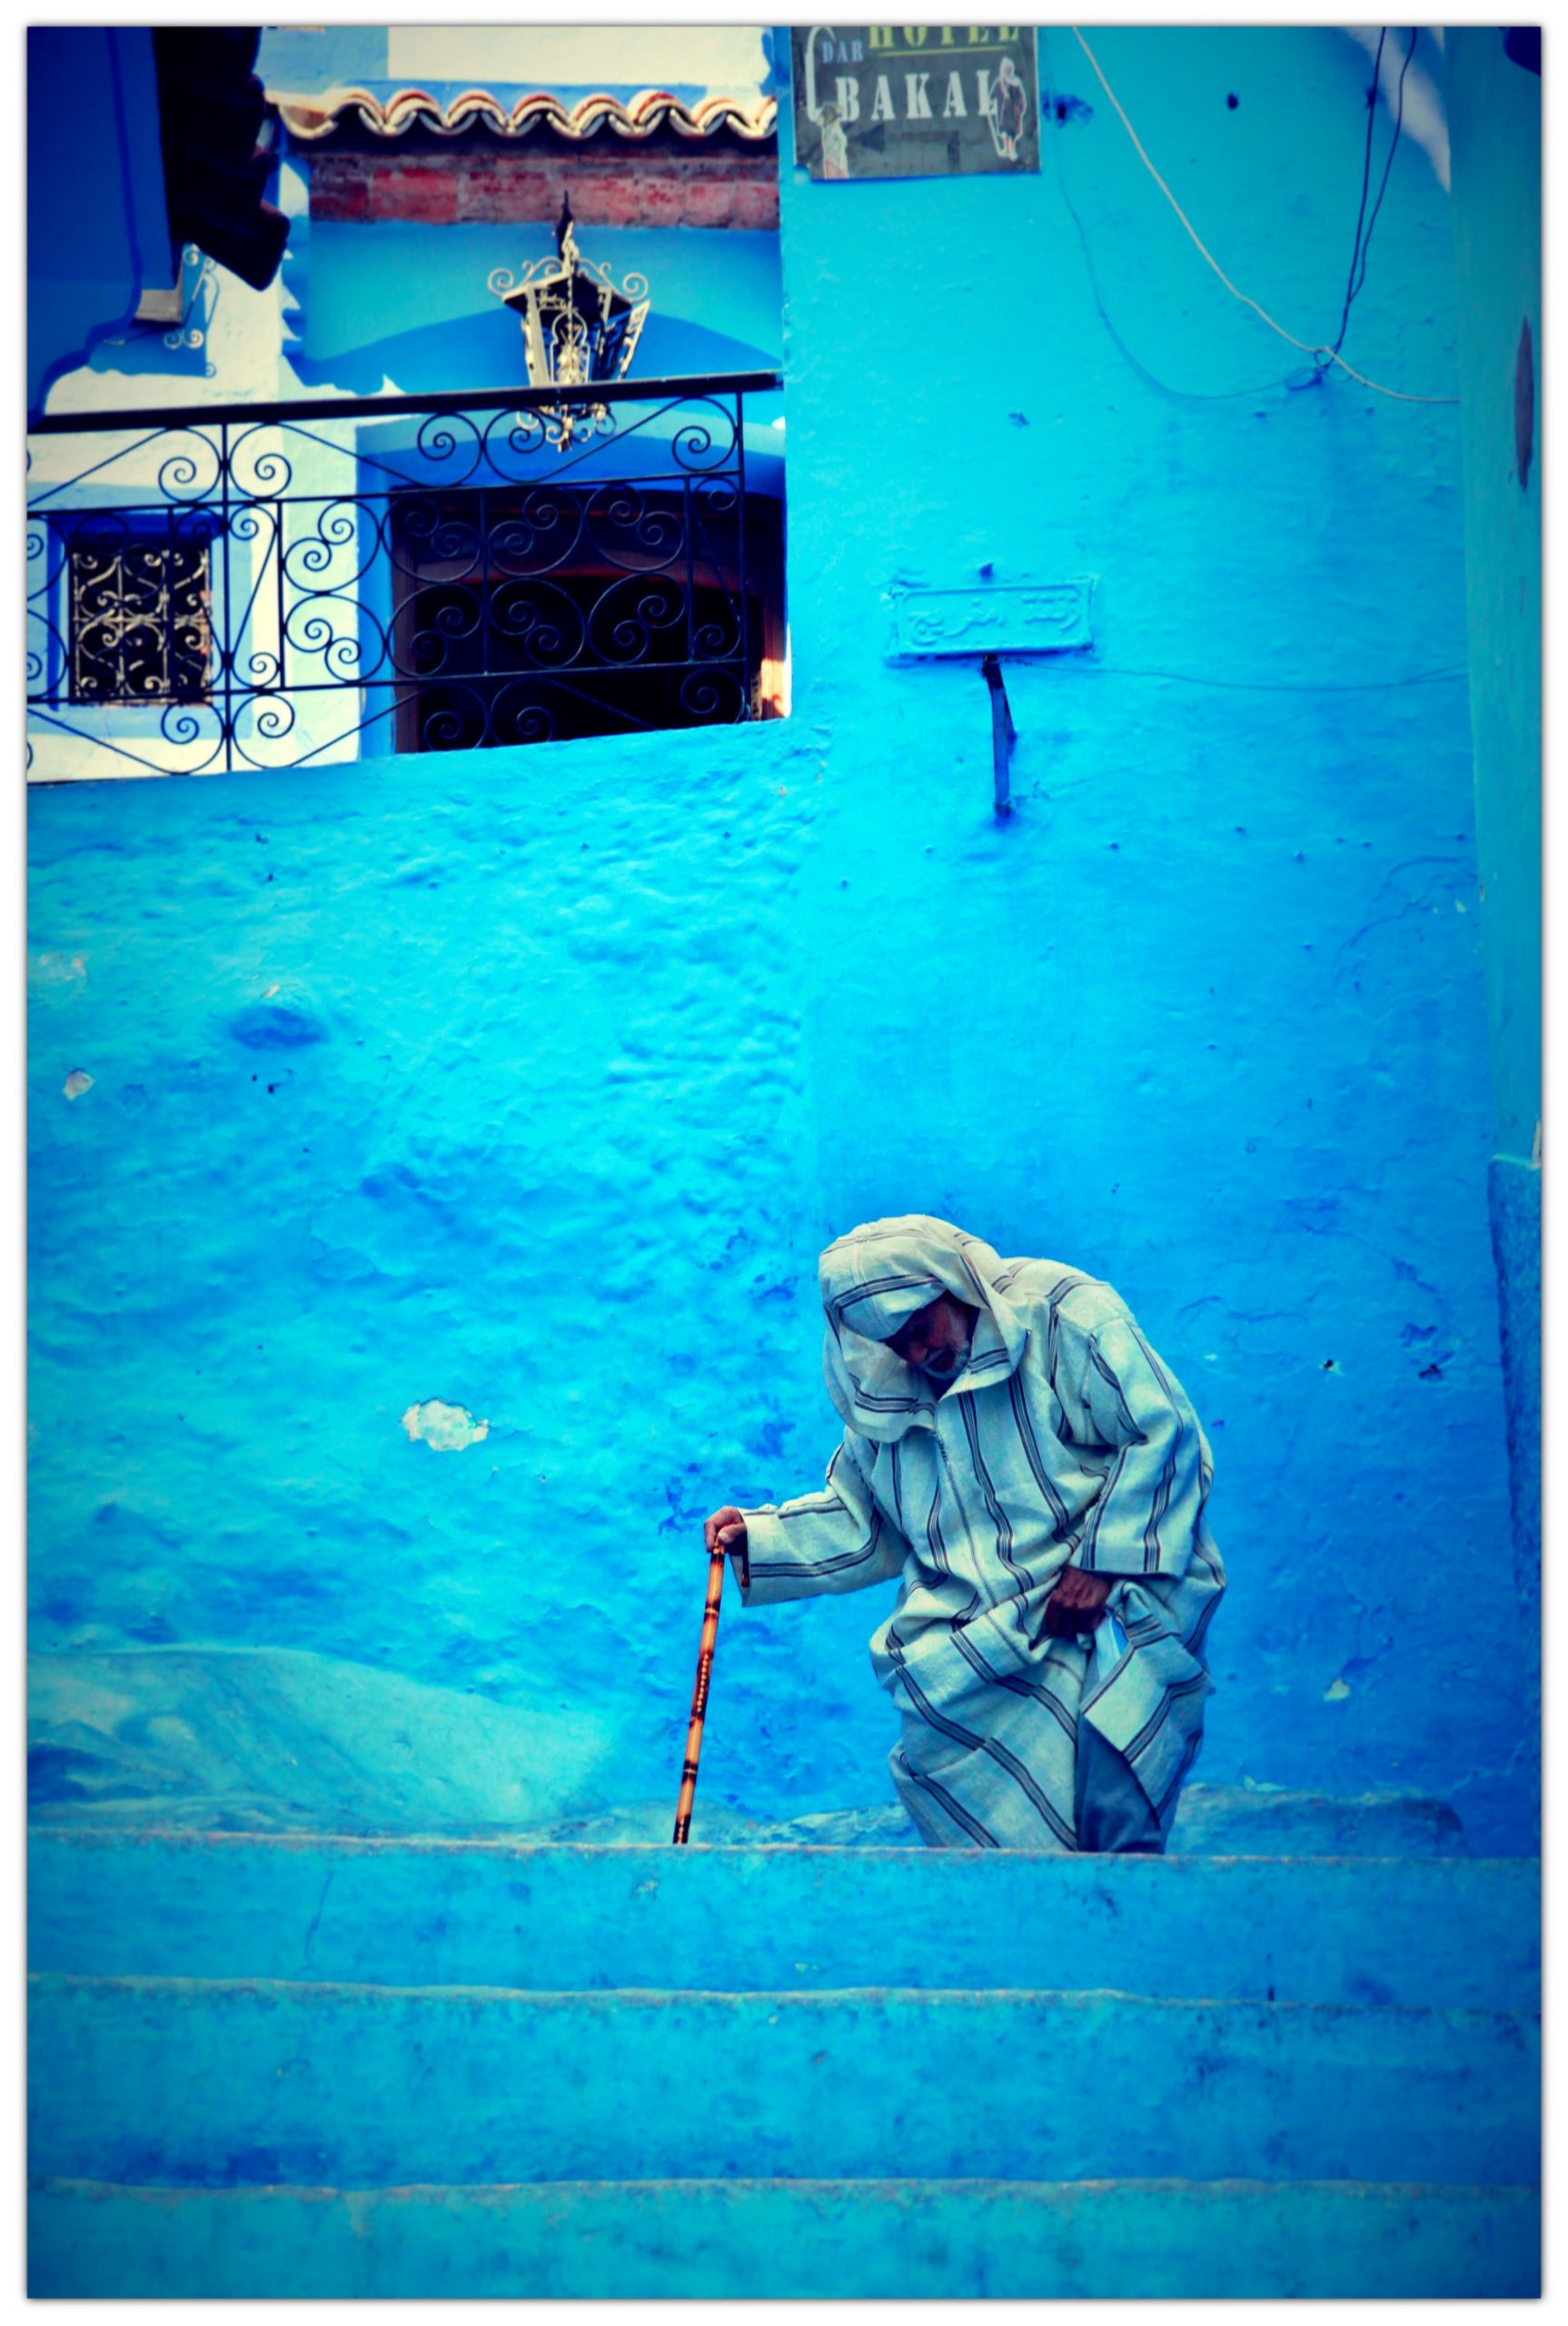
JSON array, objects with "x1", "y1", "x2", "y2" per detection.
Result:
[
  {"x1": 26, "y1": 1831, "x2": 1542, "y2": 2011},
  {"x1": 27, "y1": 2174, "x2": 1541, "y2": 2299},
  {"x1": 28, "y1": 1647, "x2": 1481, "y2": 1857},
  {"x1": 30, "y1": 1974, "x2": 1539, "y2": 2192}
]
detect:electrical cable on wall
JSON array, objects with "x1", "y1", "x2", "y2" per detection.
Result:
[
  {"x1": 1349, "y1": 28, "x2": 1420, "y2": 308},
  {"x1": 1072, "y1": 664, "x2": 1467, "y2": 695},
  {"x1": 1039, "y1": 29, "x2": 1303, "y2": 404},
  {"x1": 1324, "y1": 27, "x2": 1387, "y2": 361},
  {"x1": 1319, "y1": 25, "x2": 1419, "y2": 383},
  {"x1": 1069, "y1": 25, "x2": 1459, "y2": 406}
]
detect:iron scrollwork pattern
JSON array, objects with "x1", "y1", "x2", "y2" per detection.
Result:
[
  {"x1": 66, "y1": 515, "x2": 214, "y2": 706},
  {"x1": 26, "y1": 373, "x2": 782, "y2": 779}
]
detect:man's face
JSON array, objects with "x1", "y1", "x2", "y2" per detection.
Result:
[{"x1": 886, "y1": 1292, "x2": 978, "y2": 1383}]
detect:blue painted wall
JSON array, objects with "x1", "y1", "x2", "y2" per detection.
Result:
[
  {"x1": 27, "y1": 28, "x2": 173, "y2": 420},
  {"x1": 1444, "y1": 28, "x2": 1542, "y2": 1838},
  {"x1": 28, "y1": 26, "x2": 1533, "y2": 1849}
]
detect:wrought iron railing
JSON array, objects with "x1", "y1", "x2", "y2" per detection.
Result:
[{"x1": 26, "y1": 372, "x2": 783, "y2": 779}]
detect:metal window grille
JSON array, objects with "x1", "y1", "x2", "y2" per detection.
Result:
[
  {"x1": 65, "y1": 518, "x2": 213, "y2": 706},
  {"x1": 390, "y1": 481, "x2": 784, "y2": 752}
]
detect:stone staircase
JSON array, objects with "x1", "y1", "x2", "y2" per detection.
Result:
[{"x1": 28, "y1": 1829, "x2": 1540, "y2": 2297}]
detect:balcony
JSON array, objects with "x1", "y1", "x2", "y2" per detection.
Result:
[{"x1": 26, "y1": 371, "x2": 785, "y2": 781}]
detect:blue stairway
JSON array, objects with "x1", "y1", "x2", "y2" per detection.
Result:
[{"x1": 28, "y1": 1827, "x2": 1540, "y2": 2296}]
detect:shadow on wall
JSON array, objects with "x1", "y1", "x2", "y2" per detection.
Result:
[{"x1": 27, "y1": 1646, "x2": 618, "y2": 1834}]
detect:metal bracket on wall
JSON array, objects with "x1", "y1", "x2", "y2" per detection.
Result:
[
  {"x1": 981, "y1": 654, "x2": 1017, "y2": 819},
  {"x1": 884, "y1": 576, "x2": 1096, "y2": 823}
]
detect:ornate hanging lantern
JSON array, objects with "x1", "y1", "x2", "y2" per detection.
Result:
[{"x1": 489, "y1": 196, "x2": 650, "y2": 450}]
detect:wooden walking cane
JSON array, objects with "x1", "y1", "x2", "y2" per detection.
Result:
[{"x1": 673, "y1": 1535, "x2": 741, "y2": 1844}]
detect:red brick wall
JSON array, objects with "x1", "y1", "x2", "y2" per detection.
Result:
[{"x1": 306, "y1": 144, "x2": 780, "y2": 230}]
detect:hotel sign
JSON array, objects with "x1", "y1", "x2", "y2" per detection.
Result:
[{"x1": 791, "y1": 25, "x2": 1038, "y2": 182}]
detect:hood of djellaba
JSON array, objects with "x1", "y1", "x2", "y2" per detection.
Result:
[{"x1": 817, "y1": 1213, "x2": 1032, "y2": 1443}]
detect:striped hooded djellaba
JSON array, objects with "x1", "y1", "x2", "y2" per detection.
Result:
[{"x1": 738, "y1": 1216, "x2": 1226, "y2": 1850}]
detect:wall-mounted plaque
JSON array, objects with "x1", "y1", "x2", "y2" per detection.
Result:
[
  {"x1": 791, "y1": 25, "x2": 1038, "y2": 182},
  {"x1": 885, "y1": 580, "x2": 1096, "y2": 661}
]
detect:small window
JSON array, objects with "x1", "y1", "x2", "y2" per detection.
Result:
[
  {"x1": 388, "y1": 482, "x2": 785, "y2": 752},
  {"x1": 65, "y1": 515, "x2": 214, "y2": 708}
]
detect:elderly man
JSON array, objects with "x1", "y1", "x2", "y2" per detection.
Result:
[{"x1": 705, "y1": 1215, "x2": 1225, "y2": 1853}]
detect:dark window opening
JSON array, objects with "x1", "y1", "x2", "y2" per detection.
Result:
[{"x1": 390, "y1": 482, "x2": 785, "y2": 752}]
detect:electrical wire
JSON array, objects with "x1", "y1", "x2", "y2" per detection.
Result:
[
  {"x1": 1060, "y1": 173, "x2": 1305, "y2": 403},
  {"x1": 1348, "y1": 28, "x2": 1419, "y2": 308},
  {"x1": 1060, "y1": 664, "x2": 1468, "y2": 695},
  {"x1": 1033, "y1": 31, "x2": 1467, "y2": 699},
  {"x1": 1040, "y1": 30, "x2": 1303, "y2": 403},
  {"x1": 1069, "y1": 25, "x2": 1460, "y2": 406},
  {"x1": 1325, "y1": 27, "x2": 1386, "y2": 359},
  {"x1": 1316, "y1": 25, "x2": 1419, "y2": 387}
]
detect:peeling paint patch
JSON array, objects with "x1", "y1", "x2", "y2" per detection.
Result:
[
  {"x1": 1325, "y1": 1677, "x2": 1351, "y2": 1703},
  {"x1": 402, "y1": 1399, "x2": 490, "y2": 1452},
  {"x1": 29, "y1": 951, "x2": 87, "y2": 1001},
  {"x1": 63, "y1": 1070, "x2": 94, "y2": 1102}
]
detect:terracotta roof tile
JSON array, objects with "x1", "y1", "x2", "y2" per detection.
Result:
[{"x1": 276, "y1": 85, "x2": 777, "y2": 144}]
